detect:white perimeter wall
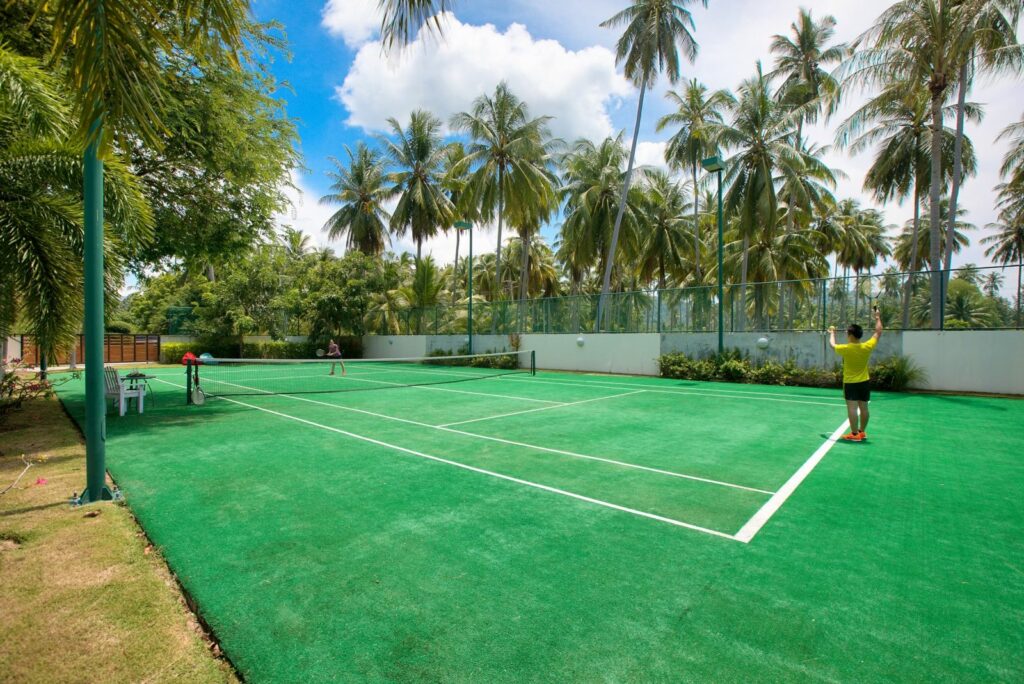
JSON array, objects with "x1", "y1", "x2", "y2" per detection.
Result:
[
  {"x1": 903, "y1": 330, "x2": 1024, "y2": 395},
  {"x1": 362, "y1": 335, "x2": 427, "y2": 359},
  {"x1": 355, "y1": 331, "x2": 1024, "y2": 396},
  {"x1": 3, "y1": 336, "x2": 20, "y2": 360},
  {"x1": 520, "y1": 333, "x2": 662, "y2": 376}
]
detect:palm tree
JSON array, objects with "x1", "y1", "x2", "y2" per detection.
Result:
[
  {"x1": 636, "y1": 169, "x2": 692, "y2": 289},
  {"x1": 382, "y1": 110, "x2": 454, "y2": 261},
  {"x1": 395, "y1": 256, "x2": 446, "y2": 334},
  {"x1": 843, "y1": 0, "x2": 1018, "y2": 327},
  {"x1": 320, "y1": 143, "x2": 394, "y2": 255},
  {"x1": 450, "y1": 82, "x2": 556, "y2": 299},
  {"x1": 379, "y1": 0, "x2": 453, "y2": 51},
  {"x1": 940, "y1": 1, "x2": 1022, "y2": 290},
  {"x1": 0, "y1": 43, "x2": 151, "y2": 357},
  {"x1": 837, "y1": 83, "x2": 979, "y2": 326},
  {"x1": 769, "y1": 8, "x2": 844, "y2": 234},
  {"x1": 982, "y1": 270, "x2": 1005, "y2": 298},
  {"x1": 983, "y1": 217, "x2": 1024, "y2": 326},
  {"x1": 280, "y1": 226, "x2": 311, "y2": 260},
  {"x1": 558, "y1": 136, "x2": 645, "y2": 294},
  {"x1": 442, "y1": 142, "x2": 473, "y2": 296},
  {"x1": 894, "y1": 198, "x2": 974, "y2": 272},
  {"x1": 597, "y1": 0, "x2": 706, "y2": 324},
  {"x1": 657, "y1": 80, "x2": 733, "y2": 280},
  {"x1": 715, "y1": 63, "x2": 807, "y2": 330}
]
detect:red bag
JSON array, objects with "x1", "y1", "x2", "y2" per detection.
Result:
[{"x1": 181, "y1": 351, "x2": 198, "y2": 365}]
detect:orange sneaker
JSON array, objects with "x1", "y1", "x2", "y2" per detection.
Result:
[
  {"x1": 858, "y1": 432, "x2": 867, "y2": 441},
  {"x1": 841, "y1": 431, "x2": 863, "y2": 442}
]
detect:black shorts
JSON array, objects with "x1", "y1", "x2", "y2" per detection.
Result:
[{"x1": 843, "y1": 381, "x2": 871, "y2": 402}]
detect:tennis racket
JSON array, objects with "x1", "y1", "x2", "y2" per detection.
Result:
[
  {"x1": 316, "y1": 348, "x2": 325, "y2": 358},
  {"x1": 191, "y1": 386, "x2": 206, "y2": 406}
]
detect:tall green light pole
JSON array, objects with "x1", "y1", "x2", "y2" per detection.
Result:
[
  {"x1": 455, "y1": 221, "x2": 473, "y2": 354},
  {"x1": 79, "y1": 124, "x2": 115, "y2": 504},
  {"x1": 701, "y1": 156, "x2": 726, "y2": 355}
]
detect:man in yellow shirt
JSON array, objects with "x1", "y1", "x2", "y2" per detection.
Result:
[{"x1": 829, "y1": 307, "x2": 883, "y2": 442}]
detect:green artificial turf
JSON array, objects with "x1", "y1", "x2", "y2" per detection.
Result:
[{"x1": 55, "y1": 365, "x2": 1024, "y2": 682}]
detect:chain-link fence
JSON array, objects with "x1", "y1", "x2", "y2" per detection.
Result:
[{"x1": 386, "y1": 266, "x2": 1022, "y2": 335}]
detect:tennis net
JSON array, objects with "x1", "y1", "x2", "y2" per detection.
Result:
[{"x1": 187, "y1": 350, "x2": 535, "y2": 401}]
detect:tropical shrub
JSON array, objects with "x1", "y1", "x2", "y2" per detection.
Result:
[{"x1": 658, "y1": 352, "x2": 922, "y2": 392}]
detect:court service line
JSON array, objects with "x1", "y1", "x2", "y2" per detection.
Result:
[
  {"x1": 327, "y1": 372, "x2": 562, "y2": 404},
  {"x1": 501, "y1": 375, "x2": 842, "y2": 408},
  {"x1": 156, "y1": 379, "x2": 738, "y2": 541},
  {"x1": 732, "y1": 420, "x2": 849, "y2": 544},
  {"x1": 173, "y1": 379, "x2": 769, "y2": 493},
  {"x1": 185, "y1": 378, "x2": 774, "y2": 495},
  {"x1": 437, "y1": 390, "x2": 646, "y2": 428}
]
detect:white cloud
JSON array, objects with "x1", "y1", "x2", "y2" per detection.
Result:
[
  {"x1": 275, "y1": 172, "x2": 338, "y2": 250},
  {"x1": 320, "y1": 0, "x2": 381, "y2": 48},
  {"x1": 633, "y1": 141, "x2": 669, "y2": 172},
  {"x1": 335, "y1": 13, "x2": 632, "y2": 142}
]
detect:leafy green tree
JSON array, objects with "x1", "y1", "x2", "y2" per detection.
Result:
[
  {"x1": 450, "y1": 82, "x2": 556, "y2": 299},
  {"x1": 716, "y1": 63, "x2": 815, "y2": 329},
  {"x1": 769, "y1": 8, "x2": 844, "y2": 234},
  {"x1": 598, "y1": 0, "x2": 706, "y2": 311},
  {"x1": 837, "y1": 83, "x2": 978, "y2": 325},
  {"x1": 125, "y1": 24, "x2": 299, "y2": 275},
  {"x1": 321, "y1": 143, "x2": 394, "y2": 255},
  {"x1": 983, "y1": 215, "x2": 1024, "y2": 326},
  {"x1": 0, "y1": 44, "x2": 151, "y2": 355},
  {"x1": 382, "y1": 109, "x2": 454, "y2": 261},
  {"x1": 636, "y1": 169, "x2": 692, "y2": 288},
  {"x1": 558, "y1": 136, "x2": 644, "y2": 294},
  {"x1": 944, "y1": 278, "x2": 999, "y2": 326},
  {"x1": 939, "y1": 1, "x2": 1022, "y2": 290},
  {"x1": 657, "y1": 80, "x2": 733, "y2": 279},
  {"x1": 844, "y1": 0, "x2": 1020, "y2": 327}
]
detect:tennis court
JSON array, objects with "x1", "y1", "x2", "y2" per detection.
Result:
[{"x1": 54, "y1": 354, "x2": 1024, "y2": 682}]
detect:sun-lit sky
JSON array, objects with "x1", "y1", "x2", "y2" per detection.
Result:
[{"x1": 255, "y1": 0, "x2": 1022, "y2": 271}]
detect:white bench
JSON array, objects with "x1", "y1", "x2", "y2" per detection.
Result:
[{"x1": 104, "y1": 367, "x2": 145, "y2": 416}]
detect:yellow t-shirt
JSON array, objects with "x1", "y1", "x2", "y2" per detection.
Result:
[{"x1": 834, "y1": 336, "x2": 878, "y2": 384}]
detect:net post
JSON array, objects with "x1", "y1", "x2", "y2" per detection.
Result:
[
  {"x1": 186, "y1": 359, "x2": 193, "y2": 405},
  {"x1": 530, "y1": 350, "x2": 536, "y2": 376}
]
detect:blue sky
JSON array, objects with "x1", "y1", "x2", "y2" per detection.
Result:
[{"x1": 252, "y1": 0, "x2": 1021, "y2": 270}]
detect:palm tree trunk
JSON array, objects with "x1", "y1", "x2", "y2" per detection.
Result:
[
  {"x1": 205, "y1": 264, "x2": 216, "y2": 282},
  {"x1": 903, "y1": 171, "x2": 923, "y2": 329},
  {"x1": 452, "y1": 228, "x2": 461, "y2": 299},
  {"x1": 692, "y1": 161, "x2": 700, "y2": 281},
  {"x1": 598, "y1": 74, "x2": 647, "y2": 330},
  {"x1": 519, "y1": 230, "x2": 530, "y2": 331},
  {"x1": 943, "y1": 62, "x2": 969, "y2": 294},
  {"x1": 495, "y1": 166, "x2": 505, "y2": 298},
  {"x1": 739, "y1": 234, "x2": 749, "y2": 332},
  {"x1": 928, "y1": 93, "x2": 943, "y2": 329},
  {"x1": 416, "y1": 237, "x2": 422, "y2": 263}
]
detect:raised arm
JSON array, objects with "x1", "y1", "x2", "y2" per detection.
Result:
[
  {"x1": 872, "y1": 307, "x2": 883, "y2": 341},
  {"x1": 828, "y1": 326, "x2": 837, "y2": 349}
]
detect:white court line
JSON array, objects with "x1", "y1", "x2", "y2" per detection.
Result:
[
  {"x1": 155, "y1": 378, "x2": 737, "y2": 540},
  {"x1": 437, "y1": 390, "x2": 646, "y2": 428},
  {"x1": 201, "y1": 368, "x2": 559, "y2": 405},
  {"x1": 502, "y1": 375, "x2": 842, "y2": 408},
  {"x1": 188, "y1": 377, "x2": 773, "y2": 495},
  {"x1": 732, "y1": 420, "x2": 849, "y2": 544},
  {"x1": 326, "y1": 371, "x2": 561, "y2": 404}
]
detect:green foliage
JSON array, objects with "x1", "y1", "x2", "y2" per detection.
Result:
[
  {"x1": 159, "y1": 338, "x2": 362, "y2": 365},
  {"x1": 125, "y1": 23, "x2": 299, "y2": 272},
  {"x1": 1, "y1": 358, "x2": 69, "y2": 418},
  {"x1": 659, "y1": 351, "x2": 922, "y2": 392},
  {"x1": 426, "y1": 348, "x2": 519, "y2": 369},
  {"x1": 869, "y1": 355, "x2": 926, "y2": 392}
]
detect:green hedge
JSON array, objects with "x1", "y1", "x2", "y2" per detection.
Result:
[
  {"x1": 658, "y1": 351, "x2": 925, "y2": 392},
  {"x1": 159, "y1": 337, "x2": 363, "y2": 365}
]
